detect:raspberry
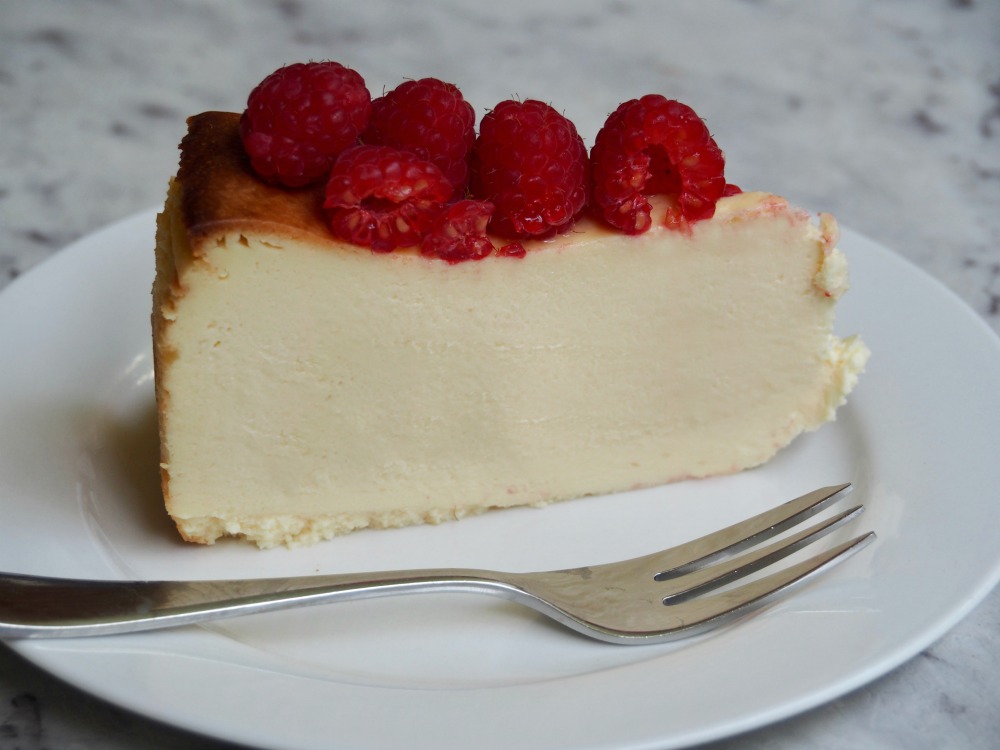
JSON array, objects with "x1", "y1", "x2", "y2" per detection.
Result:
[
  {"x1": 496, "y1": 242, "x2": 526, "y2": 258},
  {"x1": 324, "y1": 145, "x2": 453, "y2": 252},
  {"x1": 420, "y1": 200, "x2": 496, "y2": 263},
  {"x1": 591, "y1": 95, "x2": 727, "y2": 233},
  {"x1": 363, "y1": 78, "x2": 475, "y2": 198},
  {"x1": 240, "y1": 61, "x2": 371, "y2": 187},
  {"x1": 470, "y1": 100, "x2": 589, "y2": 239}
]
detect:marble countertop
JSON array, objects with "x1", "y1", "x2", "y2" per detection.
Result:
[{"x1": 1, "y1": 1, "x2": 998, "y2": 748}]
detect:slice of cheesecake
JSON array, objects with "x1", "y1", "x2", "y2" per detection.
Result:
[{"x1": 153, "y1": 111, "x2": 868, "y2": 548}]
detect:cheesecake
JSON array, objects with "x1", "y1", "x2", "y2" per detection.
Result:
[{"x1": 153, "y1": 111, "x2": 868, "y2": 548}]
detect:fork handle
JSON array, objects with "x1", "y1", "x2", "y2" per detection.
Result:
[{"x1": 0, "y1": 569, "x2": 527, "y2": 639}]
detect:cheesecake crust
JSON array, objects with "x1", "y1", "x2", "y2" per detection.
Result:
[{"x1": 178, "y1": 112, "x2": 333, "y2": 249}]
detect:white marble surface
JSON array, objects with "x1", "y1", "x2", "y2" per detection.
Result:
[{"x1": 1, "y1": 1, "x2": 998, "y2": 748}]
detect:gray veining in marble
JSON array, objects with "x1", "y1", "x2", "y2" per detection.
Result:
[{"x1": 1, "y1": 1, "x2": 998, "y2": 748}]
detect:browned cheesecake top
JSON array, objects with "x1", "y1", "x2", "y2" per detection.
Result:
[{"x1": 178, "y1": 112, "x2": 332, "y2": 246}]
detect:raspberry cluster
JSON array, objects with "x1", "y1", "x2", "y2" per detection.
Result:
[{"x1": 239, "y1": 61, "x2": 737, "y2": 262}]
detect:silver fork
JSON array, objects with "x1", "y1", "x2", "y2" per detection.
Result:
[{"x1": 0, "y1": 484, "x2": 873, "y2": 644}]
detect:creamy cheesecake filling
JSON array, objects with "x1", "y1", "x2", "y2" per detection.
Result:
[{"x1": 154, "y1": 179, "x2": 867, "y2": 548}]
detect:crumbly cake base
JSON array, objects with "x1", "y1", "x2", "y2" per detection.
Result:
[{"x1": 175, "y1": 505, "x2": 497, "y2": 548}]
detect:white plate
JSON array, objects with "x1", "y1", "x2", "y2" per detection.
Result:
[{"x1": 2, "y1": 211, "x2": 999, "y2": 750}]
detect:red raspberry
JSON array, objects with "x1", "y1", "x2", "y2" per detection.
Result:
[
  {"x1": 240, "y1": 61, "x2": 371, "y2": 187},
  {"x1": 323, "y1": 145, "x2": 453, "y2": 252},
  {"x1": 363, "y1": 78, "x2": 475, "y2": 198},
  {"x1": 496, "y1": 242, "x2": 526, "y2": 258},
  {"x1": 470, "y1": 100, "x2": 589, "y2": 239},
  {"x1": 591, "y1": 95, "x2": 727, "y2": 232},
  {"x1": 420, "y1": 200, "x2": 496, "y2": 263}
]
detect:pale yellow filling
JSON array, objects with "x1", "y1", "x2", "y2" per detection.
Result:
[{"x1": 153, "y1": 189, "x2": 867, "y2": 548}]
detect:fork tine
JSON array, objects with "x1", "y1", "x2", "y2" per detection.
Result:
[
  {"x1": 659, "y1": 531, "x2": 876, "y2": 638},
  {"x1": 650, "y1": 483, "x2": 853, "y2": 578},
  {"x1": 659, "y1": 505, "x2": 865, "y2": 601}
]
